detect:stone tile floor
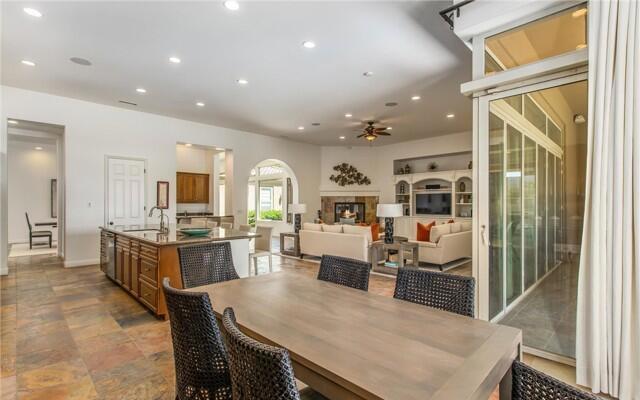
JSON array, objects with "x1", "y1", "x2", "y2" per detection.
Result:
[
  {"x1": 0, "y1": 252, "x2": 579, "y2": 399},
  {"x1": 500, "y1": 260, "x2": 578, "y2": 359}
]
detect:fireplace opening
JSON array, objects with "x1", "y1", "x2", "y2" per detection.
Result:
[{"x1": 334, "y1": 202, "x2": 365, "y2": 224}]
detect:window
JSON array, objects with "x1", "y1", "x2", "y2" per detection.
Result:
[{"x1": 485, "y1": 5, "x2": 587, "y2": 75}]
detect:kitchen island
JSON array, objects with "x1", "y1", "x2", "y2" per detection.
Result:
[{"x1": 99, "y1": 224, "x2": 257, "y2": 318}]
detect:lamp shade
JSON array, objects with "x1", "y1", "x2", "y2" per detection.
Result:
[
  {"x1": 289, "y1": 203, "x2": 307, "y2": 214},
  {"x1": 376, "y1": 203, "x2": 403, "y2": 218}
]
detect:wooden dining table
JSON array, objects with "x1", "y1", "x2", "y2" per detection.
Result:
[{"x1": 188, "y1": 270, "x2": 522, "y2": 400}]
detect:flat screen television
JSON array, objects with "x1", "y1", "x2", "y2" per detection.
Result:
[{"x1": 415, "y1": 193, "x2": 452, "y2": 215}]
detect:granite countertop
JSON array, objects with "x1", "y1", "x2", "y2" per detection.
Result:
[
  {"x1": 176, "y1": 214, "x2": 234, "y2": 218},
  {"x1": 100, "y1": 224, "x2": 258, "y2": 246}
]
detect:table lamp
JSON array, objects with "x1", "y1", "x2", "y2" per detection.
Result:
[
  {"x1": 376, "y1": 204, "x2": 403, "y2": 244},
  {"x1": 289, "y1": 203, "x2": 307, "y2": 233}
]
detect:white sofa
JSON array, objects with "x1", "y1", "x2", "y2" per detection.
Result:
[
  {"x1": 408, "y1": 221, "x2": 472, "y2": 269},
  {"x1": 299, "y1": 223, "x2": 372, "y2": 262}
]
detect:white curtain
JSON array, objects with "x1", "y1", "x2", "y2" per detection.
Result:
[{"x1": 577, "y1": 1, "x2": 640, "y2": 399}]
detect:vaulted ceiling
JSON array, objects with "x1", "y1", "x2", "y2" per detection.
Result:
[{"x1": 2, "y1": 1, "x2": 472, "y2": 145}]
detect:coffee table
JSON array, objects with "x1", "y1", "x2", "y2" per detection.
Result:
[{"x1": 370, "y1": 239, "x2": 419, "y2": 275}]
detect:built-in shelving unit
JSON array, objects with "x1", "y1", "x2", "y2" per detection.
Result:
[{"x1": 392, "y1": 169, "x2": 472, "y2": 220}]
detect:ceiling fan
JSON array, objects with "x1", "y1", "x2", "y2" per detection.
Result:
[{"x1": 355, "y1": 121, "x2": 391, "y2": 142}]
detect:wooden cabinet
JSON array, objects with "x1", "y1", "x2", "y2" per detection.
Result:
[
  {"x1": 123, "y1": 247, "x2": 131, "y2": 290},
  {"x1": 101, "y1": 229, "x2": 185, "y2": 319},
  {"x1": 130, "y1": 250, "x2": 140, "y2": 296},
  {"x1": 115, "y1": 246, "x2": 123, "y2": 284},
  {"x1": 177, "y1": 172, "x2": 209, "y2": 203}
]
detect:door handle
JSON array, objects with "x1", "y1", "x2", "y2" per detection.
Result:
[{"x1": 481, "y1": 224, "x2": 491, "y2": 247}]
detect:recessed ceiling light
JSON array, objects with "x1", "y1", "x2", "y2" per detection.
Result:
[
  {"x1": 302, "y1": 41, "x2": 316, "y2": 49},
  {"x1": 23, "y1": 8, "x2": 42, "y2": 18},
  {"x1": 386, "y1": 127, "x2": 393, "y2": 130},
  {"x1": 446, "y1": 113, "x2": 455, "y2": 119},
  {"x1": 344, "y1": 113, "x2": 353, "y2": 118},
  {"x1": 339, "y1": 136, "x2": 346, "y2": 140},
  {"x1": 34, "y1": 146, "x2": 43, "y2": 151},
  {"x1": 21, "y1": 60, "x2": 35, "y2": 67},
  {"x1": 196, "y1": 102, "x2": 205, "y2": 107},
  {"x1": 169, "y1": 56, "x2": 181, "y2": 64},
  {"x1": 136, "y1": 88, "x2": 147, "y2": 94},
  {"x1": 215, "y1": 147, "x2": 225, "y2": 151},
  {"x1": 223, "y1": 1, "x2": 240, "y2": 11},
  {"x1": 576, "y1": 43, "x2": 587, "y2": 50},
  {"x1": 237, "y1": 79, "x2": 248, "y2": 85},
  {"x1": 8, "y1": 120, "x2": 18, "y2": 125},
  {"x1": 572, "y1": 8, "x2": 587, "y2": 18},
  {"x1": 185, "y1": 143, "x2": 193, "y2": 147},
  {"x1": 297, "y1": 126, "x2": 305, "y2": 130},
  {"x1": 411, "y1": 95, "x2": 421, "y2": 101},
  {"x1": 70, "y1": 57, "x2": 92, "y2": 66},
  {"x1": 363, "y1": 71, "x2": 374, "y2": 77}
]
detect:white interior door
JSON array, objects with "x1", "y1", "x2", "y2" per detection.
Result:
[{"x1": 107, "y1": 158, "x2": 145, "y2": 227}]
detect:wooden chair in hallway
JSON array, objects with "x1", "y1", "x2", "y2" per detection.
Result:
[
  {"x1": 25, "y1": 212, "x2": 52, "y2": 249},
  {"x1": 162, "y1": 278, "x2": 233, "y2": 400},
  {"x1": 249, "y1": 226, "x2": 273, "y2": 275},
  {"x1": 511, "y1": 360, "x2": 598, "y2": 400},
  {"x1": 393, "y1": 267, "x2": 475, "y2": 317},
  {"x1": 317, "y1": 255, "x2": 370, "y2": 291},
  {"x1": 220, "y1": 307, "x2": 326, "y2": 400},
  {"x1": 177, "y1": 242, "x2": 240, "y2": 288}
]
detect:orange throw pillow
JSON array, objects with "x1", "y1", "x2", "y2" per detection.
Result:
[
  {"x1": 417, "y1": 221, "x2": 435, "y2": 242},
  {"x1": 370, "y1": 223, "x2": 380, "y2": 242}
]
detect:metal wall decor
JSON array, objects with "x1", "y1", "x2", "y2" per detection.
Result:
[{"x1": 329, "y1": 163, "x2": 371, "y2": 186}]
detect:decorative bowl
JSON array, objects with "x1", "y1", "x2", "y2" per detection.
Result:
[{"x1": 178, "y1": 228, "x2": 212, "y2": 237}]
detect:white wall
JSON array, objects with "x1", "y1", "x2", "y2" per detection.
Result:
[
  {"x1": 320, "y1": 131, "x2": 472, "y2": 203},
  {"x1": 1, "y1": 86, "x2": 321, "y2": 269},
  {"x1": 7, "y1": 141, "x2": 57, "y2": 243}
]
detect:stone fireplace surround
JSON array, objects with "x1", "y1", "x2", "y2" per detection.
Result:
[{"x1": 320, "y1": 196, "x2": 379, "y2": 224}]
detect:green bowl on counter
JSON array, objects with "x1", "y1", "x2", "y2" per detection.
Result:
[{"x1": 178, "y1": 228, "x2": 212, "y2": 237}]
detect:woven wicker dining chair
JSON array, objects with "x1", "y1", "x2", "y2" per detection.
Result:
[
  {"x1": 177, "y1": 242, "x2": 240, "y2": 289},
  {"x1": 393, "y1": 267, "x2": 475, "y2": 317},
  {"x1": 220, "y1": 307, "x2": 325, "y2": 400},
  {"x1": 317, "y1": 255, "x2": 371, "y2": 291},
  {"x1": 512, "y1": 360, "x2": 599, "y2": 400},
  {"x1": 162, "y1": 278, "x2": 233, "y2": 400}
]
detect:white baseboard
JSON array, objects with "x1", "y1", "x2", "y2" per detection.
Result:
[{"x1": 64, "y1": 258, "x2": 99, "y2": 268}]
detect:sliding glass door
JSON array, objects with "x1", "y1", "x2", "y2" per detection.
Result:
[{"x1": 479, "y1": 79, "x2": 587, "y2": 359}]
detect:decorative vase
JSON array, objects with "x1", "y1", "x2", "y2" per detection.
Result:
[
  {"x1": 460, "y1": 182, "x2": 466, "y2": 192},
  {"x1": 468, "y1": 161, "x2": 473, "y2": 169},
  {"x1": 404, "y1": 164, "x2": 411, "y2": 174}
]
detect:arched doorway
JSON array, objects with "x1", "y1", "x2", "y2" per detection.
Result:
[{"x1": 246, "y1": 159, "x2": 299, "y2": 236}]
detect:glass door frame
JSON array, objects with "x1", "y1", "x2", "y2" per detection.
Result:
[{"x1": 475, "y1": 72, "x2": 587, "y2": 321}]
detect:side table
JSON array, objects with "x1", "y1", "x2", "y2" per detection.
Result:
[
  {"x1": 280, "y1": 232, "x2": 300, "y2": 257},
  {"x1": 370, "y1": 240, "x2": 419, "y2": 275}
]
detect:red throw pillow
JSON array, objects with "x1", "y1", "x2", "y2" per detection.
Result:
[
  {"x1": 370, "y1": 223, "x2": 380, "y2": 242},
  {"x1": 417, "y1": 221, "x2": 435, "y2": 242}
]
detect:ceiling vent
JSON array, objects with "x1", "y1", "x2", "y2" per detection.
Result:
[{"x1": 118, "y1": 100, "x2": 137, "y2": 106}]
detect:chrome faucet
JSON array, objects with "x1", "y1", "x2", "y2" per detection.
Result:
[{"x1": 148, "y1": 206, "x2": 170, "y2": 233}]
